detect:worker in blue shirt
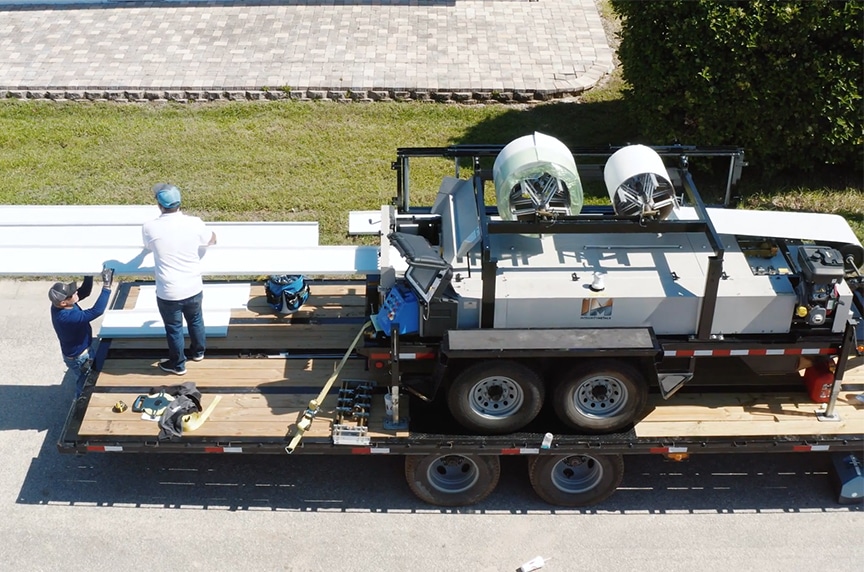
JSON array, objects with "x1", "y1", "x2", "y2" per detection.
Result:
[{"x1": 49, "y1": 267, "x2": 114, "y2": 397}]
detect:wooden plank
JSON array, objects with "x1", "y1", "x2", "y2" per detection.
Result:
[
  {"x1": 843, "y1": 357, "x2": 864, "y2": 386},
  {"x1": 230, "y1": 306, "x2": 368, "y2": 320},
  {"x1": 119, "y1": 283, "x2": 366, "y2": 307},
  {"x1": 79, "y1": 391, "x2": 406, "y2": 439},
  {"x1": 108, "y1": 323, "x2": 366, "y2": 351},
  {"x1": 635, "y1": 415, "x2": 864, "y2": 438},
  {"x1": 96, "y1": 358, "x2": 378, "y2": 389},
  {"x1": 635, "y1": 391, "x2": 864, "y2": 437},
  {"x1": 642, "y1": 392, "x2": 828, "y2": 422},
  {"x1": 114, "y1": 283, "x2": 367, "y2": 321},
  {"x1": 80, "y1": 393, "x2": 332, "y2": 438}
]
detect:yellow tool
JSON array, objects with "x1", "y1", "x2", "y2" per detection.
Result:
[{"x1": 285, "y1": 320, "x2": 371, "y2": 454}]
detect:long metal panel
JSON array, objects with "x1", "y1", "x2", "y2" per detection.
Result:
[
  {"x1": 0, "y1": 244, "x2": 380, "y2": 276},
  {"x1": 674, "y1": 207, "x2": 863, "y2": 247},
  {"x1": 0, "y1": 221, "x2": 319, "y2": 248},
  {"x1": 0, "y1": 205, "x2": 333, "y2": 276},
  {"x1": 0, "y1": 205, "x2": 160, "y2": 225},
  {"x1": 0, "y1": 213, "x2": 385, "y2": 276}
]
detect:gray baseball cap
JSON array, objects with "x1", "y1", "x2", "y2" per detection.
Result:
[{"x1": 48, "y1": 281, "x2": 77, "y2": 305}]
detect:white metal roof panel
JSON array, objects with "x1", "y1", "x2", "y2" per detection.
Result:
[
  {"x1": 99, "y1": 283, "x2": 250, "y2": 338},
  {"x1": 0, "y1": 221, "x2": 319, "y2": 248},
  {"x1": 0, "y1": 206, "x2": 382, "y2": 276},
  {"x1": 99, "y1": 308, "x2": 232, "y2": 338},
  {"x1": 0, "y1": 205, "x2": 160, "y2": 225},
  {"x1": 673, "y1": 207, "x2": 862, "y2": 246},
  {"x1": 348, "y1": 210, "x2": 381, "y2": 235},
  {"x1": 0, "y1": 244, "x2": 379, "y2": 276}
]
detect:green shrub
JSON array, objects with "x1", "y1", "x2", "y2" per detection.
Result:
[{"x1": 610, "y1": 0, "x2": 863, "y2": 172}]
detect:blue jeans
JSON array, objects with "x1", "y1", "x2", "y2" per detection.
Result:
[
  {"x1": 63, "y1": 344, "x2": 94, "y2": 397},
  {"x1": 156, "y1": 291, "x2": 205, "y2": 370}
]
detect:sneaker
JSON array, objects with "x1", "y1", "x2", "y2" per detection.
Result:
[
  {"x1": 189, "y1": 353, "x2": 205, "y2": 362},
  {"x1": 158, "y1": 359, "x2": 187, "y2": 376}
]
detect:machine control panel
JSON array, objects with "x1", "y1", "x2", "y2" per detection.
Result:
[{"x1": 373, "y1": 282, "x2": 420, "y2": 335}]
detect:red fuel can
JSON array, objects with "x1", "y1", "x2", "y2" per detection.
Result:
[{"x1": 803, "y1": 361, "x2": 835, "y2": 403}]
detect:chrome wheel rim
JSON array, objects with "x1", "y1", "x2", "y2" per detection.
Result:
[
  {"x1": 469, "y1": 375, "x2": 525, "y2": 419},
  {"x1": 426, "y1": 455, "x2": 480, "y2": 494},
  {"x1": 574, "y1": 374, "x2": 628, "y2": 418},
  {"x1": 550, "y1": 456, "x2": 604, "y2": 494}
]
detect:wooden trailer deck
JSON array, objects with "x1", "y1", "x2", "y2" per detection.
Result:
[
  {"x1": 80, "y1": 282, "x2": 399, "y2": 440},
  {"x1": 76, "y1": 282, "x2": 864, "y2": 443}
]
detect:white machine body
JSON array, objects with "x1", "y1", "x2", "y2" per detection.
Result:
[{"x1": 445, "y1": 228, "x2": 852, "y2": 336}]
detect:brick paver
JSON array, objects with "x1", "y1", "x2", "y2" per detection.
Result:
[{"x1": 0, "y1": 0, "x2": 613, "y2": 101}]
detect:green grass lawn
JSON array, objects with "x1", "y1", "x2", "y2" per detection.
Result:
[{"x1": 1, "y1": 96, "x2": 861, "y2": 244}]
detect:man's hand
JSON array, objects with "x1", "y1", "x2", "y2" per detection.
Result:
[{"x1": 100, "y1": 267, "x2": 115, "y2": 289}]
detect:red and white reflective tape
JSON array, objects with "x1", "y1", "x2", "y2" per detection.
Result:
[
  {"x1": 793, "y1": 444, "x2": 830, "y2": 452},
  {"x1": 86, "y1": 445, "x2": 124, "y2": 452},
  {"x1": 203, "y1": 446, "x2": 243, "y2": 453},
  {"x1": 664, "y1": 347, "x2": 837, "y2": 358},
  {"x1": 501, "y1": 448, "x2": 541, "y2": 455},
  {"x1": 368, "y1": 352, "x2": 436, "y2": 361},
  {"x1": 351, "y1": 447, "x2": 391, "y2": 455},
  {"x1": 650, "y1": 446, "x2": 688, "y2": 454}
]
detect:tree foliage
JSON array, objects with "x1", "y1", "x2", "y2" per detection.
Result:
[{"x1": 609, "y1": 0, "x2": 862, "y2": 172}]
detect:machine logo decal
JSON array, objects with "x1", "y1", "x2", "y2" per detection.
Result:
[{"x1": 581, "y1": 298, "x2": 613, "y2": 318}]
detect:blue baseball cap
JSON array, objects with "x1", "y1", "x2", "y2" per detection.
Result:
[{"x1": 152, "y1": 183, "x2": 182, "y2": 209}]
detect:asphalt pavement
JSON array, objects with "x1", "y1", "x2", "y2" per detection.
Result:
[{"x1": 0, "y1": 278, "x2": 861, "y2": 572}]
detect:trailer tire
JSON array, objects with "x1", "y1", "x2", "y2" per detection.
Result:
[
  {"x1": 447, "y1": 361, "x2": 545, "y2": 434},
  {"x1": 553, "y1": 360, "x2": 647, "y2": 433},
  {"x1": 405, "y1": 453, "x2": 500, "y2": 507},
  {"x1": 529, "y1": 453, "x2": 624, "y2": 507}
]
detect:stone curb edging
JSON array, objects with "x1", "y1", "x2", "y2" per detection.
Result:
[
  {"x1": 2, "y1": 87, "x2": 584, "y2": 104},
  {"x1": 0, "y1": 64, "x2": 611, "y2": 104}
]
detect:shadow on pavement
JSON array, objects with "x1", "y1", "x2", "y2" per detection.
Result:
[{"x1": 6, "y1": 380, "x2": 860, "y2": 514}]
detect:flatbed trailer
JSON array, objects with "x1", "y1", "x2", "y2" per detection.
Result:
[{"x1": 59, "y1": 280, "x2": 864, "y2": 507}]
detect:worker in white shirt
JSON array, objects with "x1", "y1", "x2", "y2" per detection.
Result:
[{"x1": 142, "y1": 183, "x2": 217, "y2": 375}]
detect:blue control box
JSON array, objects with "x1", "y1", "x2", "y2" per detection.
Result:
[{"x1": 373, "y1": 282, "x2": 420, "y2": 335}]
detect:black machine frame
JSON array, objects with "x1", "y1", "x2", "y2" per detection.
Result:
[{"x1": 382, "y1": 144, "x2": 862, "y2": 407}]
